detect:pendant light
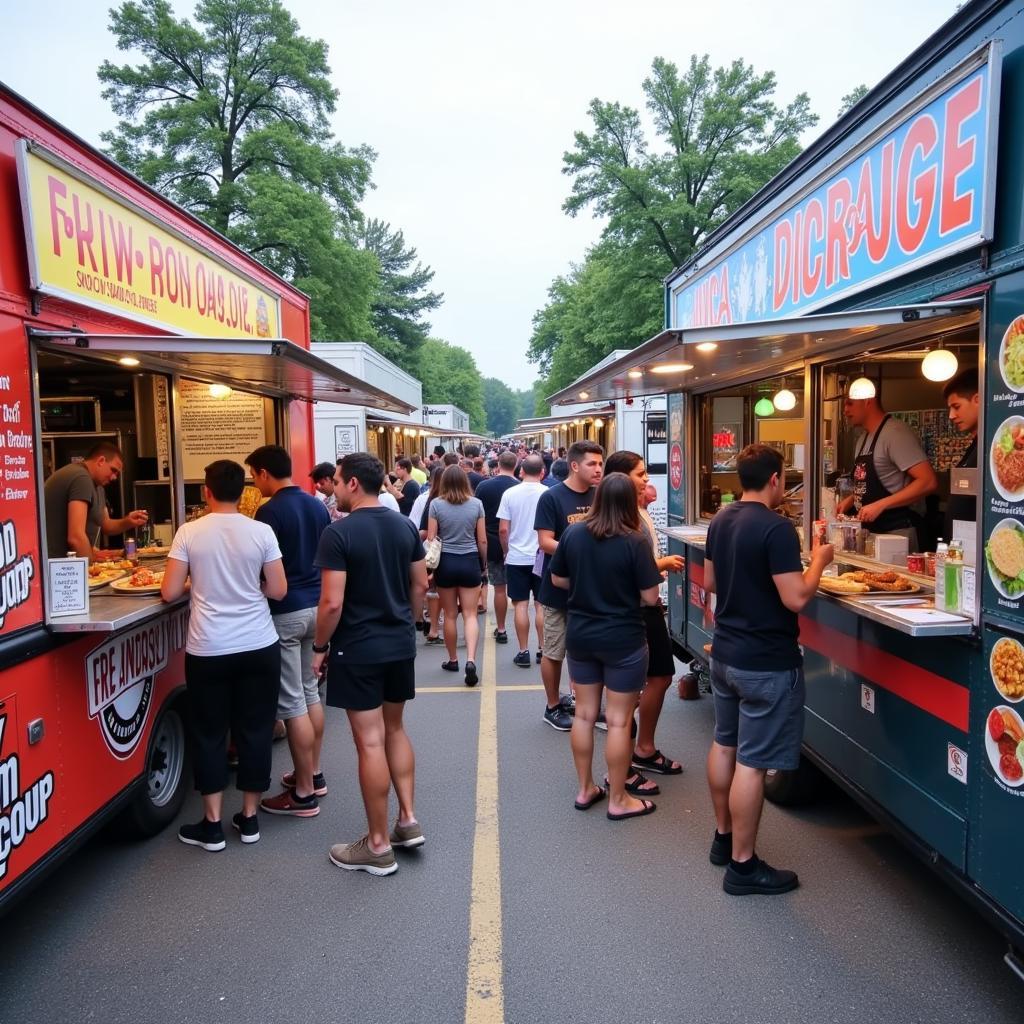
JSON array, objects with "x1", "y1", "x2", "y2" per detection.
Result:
[
  {"x1": 772, "y1": 387, "x2": 797, "y2": 411},
  {"x1": 848, "y1": 364, "x2": 876, "y2": 400},
  {"x1": 754, "y1": 396, "x2": 775, "y2": 417},
  {"x1": 921, "y1": 346, "x2": 958, "y2": 382}
]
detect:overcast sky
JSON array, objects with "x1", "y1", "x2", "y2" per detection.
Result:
[{"x1": 1, "y1": 0, "x2": 958, "y2": 392}]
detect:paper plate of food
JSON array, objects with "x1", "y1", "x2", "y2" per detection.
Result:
[
  {"x1": 110, "y1": 567, "x2": 165, "y2": 594},
  {"x1": 990, "y1": 416, "x2": 1024, "y2": 502},
  {"x1": 88, "y1": 566, "x2": 130, "y2": 589},
  {"x1": 839, "y1": 570, "x2": 922, "y2": 593},
  {"x1": 985, "y1": 705, "x2": 1024, "y2": 786},
  {"x1": 985, "y1": 518, "x2": 1024, "y2": 599},
  {"x1": 137, "y1": 545, "x2": 171, "y2": 559}
]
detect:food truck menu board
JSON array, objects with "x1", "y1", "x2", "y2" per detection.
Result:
[
  {"x1": 0, "y1": 329, "x2": 42, "y2": 637},
  {"x1": 178, "y1": 380, "x2": 266, "y2": 481},
  {"x1": 667, "y1": 392, "x2": 685, "y2": 521}
]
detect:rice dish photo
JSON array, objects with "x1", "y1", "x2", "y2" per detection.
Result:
[
  {"x1": 1000, "y1": 315, "x2": 1024, "y2": 392},
  {"x1": 986, "y1": 519, "x2": 1024, "y2": 597},
  {"x1": 990, "y1": 417, "x2": 1024, "y2": 500}
]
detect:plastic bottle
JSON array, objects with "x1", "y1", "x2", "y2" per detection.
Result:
[
  {"x1": 945, "y1": 540, "x2": 964, "y2": 613},
  {"x1": 934, "y1": 538, "x2": 948, "y2": 607}
]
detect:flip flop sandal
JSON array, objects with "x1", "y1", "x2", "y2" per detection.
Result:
[
  {"x1": 574, "y1": 786, "x2": 607, "y2": 811},
  {"x1": 604, "y1": 772, "x2": 660, "y2": 797},
  {"x1": 607, "y1": 798, "x2": 656, "y2": 821},
  {"x1": 631, "y1": 749, "x2": 684, "y2": 775}
]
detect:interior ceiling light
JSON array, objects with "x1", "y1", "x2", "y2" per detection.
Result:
[
  {"x1": 118, "y1": 356, "x2": 140, "y2": 367},
  {"x1": 773, "y1": 388, "x2": 797, "y2": 412},
  {"x1": 848, "y1": 377, "x2": 877, "y2": 400},
  {"x1": 627, "y1": 370, "x2": 643, "y2": 379},
  {"x1": 650, "y1": 362, "x2": 694, "y2": 374},
  {"x1": 208, "y1": 384, "x2": 232, "y2": 399},
  {"x1": 921, "y1": 347, "x2": 959, "y2": 382},
  {"x1": 754, "y1": 397, "x2": 775, "y2": 417},
  {"x1": 378, "y1": 426, "x2": 385, "y2": 433},
  {"x1": 695, "y1": 342, "x2": 718, "y2": 353},
  {"x1": 579, "y1": 391, "x2": 590, "y2": 400},
  {"x1": 593, "y1": 417, "x2": 604, "y2": 428}
]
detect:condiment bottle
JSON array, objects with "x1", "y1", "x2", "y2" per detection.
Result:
[{"x1": 934, "y1": 538, "x2": 948, "y2": 607}]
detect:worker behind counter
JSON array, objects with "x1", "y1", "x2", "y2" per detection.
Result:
[
  {"x1": 839, "y1": 385, "x2": 937, "y2": 550},
  {"x1": 43, "y1": 441, "x2": 149, "y2": 560},
  {"x1": 943, "y1": 367, "x2": 979, "y2": 538}
]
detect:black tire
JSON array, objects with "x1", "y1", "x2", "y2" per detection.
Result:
[
  {"x1": 764, "y1": 757, "x2": 822, "y2": 807},
  {"x1": 124, "y1": 702, "x2": 190, "y2": 837}
]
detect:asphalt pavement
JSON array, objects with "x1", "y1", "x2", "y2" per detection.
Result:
[{"x1": 1, "y1": 608, "x2": 1021, "y2": 1024}]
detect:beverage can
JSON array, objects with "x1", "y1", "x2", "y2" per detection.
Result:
[{"x1": 125, "y1": 535, "x2": 137, "y2": 561}]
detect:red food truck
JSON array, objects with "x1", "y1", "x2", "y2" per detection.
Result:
[{"x1": 0, "y1": 83, "x2": 410, "y2": 911}]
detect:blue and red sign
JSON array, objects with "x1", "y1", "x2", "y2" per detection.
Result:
[{"x1": 673, "y1": 51, "x2": 997, "y2": 329}]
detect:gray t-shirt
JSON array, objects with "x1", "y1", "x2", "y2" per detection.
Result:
[
  {"x1": 854, "y1": 416, "x2": 929, "y2": 497},
  {"x1": 430, "y1": 496, "x2": 484, "y2": 555},
  {"x1": 44, "y1": 462, "x2": 104, "y2": 557}
]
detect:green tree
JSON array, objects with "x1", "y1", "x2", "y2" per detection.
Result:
[
  {"x1": 98, "y1": 0, "x2": 378, "y2": 341},
  {"x1": 482, "y1": 377, "x2": 519, "y2": 437},
  {"x1": 417, "y1": 338, "x2": 487, "y2": 434},
  {"x1": 356, "y1": 219, "x2": 443, "y2": 372},
  {"x1": 838, "y1": 85, "x2": 869, "y2": 118}
]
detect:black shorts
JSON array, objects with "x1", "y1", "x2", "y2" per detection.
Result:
[
  {"x1": 326, "y1": 657, "x2": 416, "y2": 711},
  {"x1": 506, "y1": 563, "x2": 541, "y2": 602},
  {"x1": 435, "y1": 551, "x2": 483, "y2": 589},
  {"x1": 643, "y1": 604, "x2": 675, "y2": 677}
]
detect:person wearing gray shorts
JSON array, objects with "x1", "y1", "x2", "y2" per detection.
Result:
[{"x1": 703, "y1": 444, "x2": 833, "y2": 897}]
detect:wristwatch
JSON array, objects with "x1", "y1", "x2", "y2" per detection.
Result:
[{"x1": 312, "y1": 641, "x2": 330, "y2": 654}]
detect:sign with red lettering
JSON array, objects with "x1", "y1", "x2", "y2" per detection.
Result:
[
  {"x1": 669, "y1": 442, "x2": 683, "y2": 490},
  {"x1": 672, "y1": 45, "x2": 999, "y2": 329},
  {"x1": 16, "y1": 142, "x2": 281, "y2": 339}
]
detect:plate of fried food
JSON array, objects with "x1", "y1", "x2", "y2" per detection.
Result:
[
  {"x1": 818, "y1": 575, "x2": 871, "y2": 595},
  {"x1": 88, "y1": 562, "x2": 131, "y2": 589},
  {"x1": 990, "y1": 636, "x2": 1024, "y2": 703},
  {"x1": 110, "y1": 567, "x2": 165, "y2": 594},
  {"x1": 839, "y1": 570, "x2": 921, "y2": 593}
]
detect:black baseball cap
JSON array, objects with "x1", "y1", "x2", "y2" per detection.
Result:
[{"x1": 310, "y1": 461, "x2": 335, "y2": 481}]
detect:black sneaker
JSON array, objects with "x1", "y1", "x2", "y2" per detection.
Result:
[
  {"x1": 513, "y1": 651, "x2": 531, "y2": 668},
  {"x1": 178, "y1": 817, "x2": 226, "y2": 852},
  {"x1": 723, "y1": 857, "x2": 799, "y2": 896},
  {"x1": 231, "y1": 811, "x2": 261, "y2": 843},
  {"x1": 559, "y1": 692, "x2": 576, "y2": 715},
  {"x1": 493, "y1": 629, "x2": 508, "y2": 644},
  {"x1": 441, "y1": 660, "x2": 459, "y2": 672},
  {"x1": 465, "y1": 661, "x2": 479, "y2": 687},
  {"x1": 709, "y1": 830, "x2": 732, "y2": 866},
  {"x1": 543, "y1": 703, "x2": 572, "y2": 731},
  {"x1": 536, "y1": 650, "x2": 543, "y2": 664}
]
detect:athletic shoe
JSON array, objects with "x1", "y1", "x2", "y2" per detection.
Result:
[
  {"x1": 709, "y1": 830, "x2": 733, "y2": 866},
  {"x1": 281, "y1": 769, "x2": 328, "y2": 797},
  {"x1": 260, "y1": 789, "x2": 320, "y2": 817},
  {"x1": 536, "y1": 650, "x2": 543, "y2": 664},
  {"x1": 178, "y1": 817, "x2": 226, "y2": 852},
  {"x1": 543, "y1": 704, "x2": 573, "y2": 731},
  {"x1": 559, "y1": 692, "x2": 576, "y2": 715},
  {"x1": 442, "y1": 660, "x2": 459, "y2": 672},
  {"x1": 425, "y1": 635, "x2": 444, "y2": 645},
  {"x1": 329, "y1": 835, "x2": 398, "y2": 876},
  {"x1": 231, "y1": 811, "x2": 261, "y2": 844},
  {"x1": 465, "y1": 661, "x2": 479, "y2": 687},
  {"x1": 594, "y1": 712, "x2": 608, "y2": 732},
  {"x1": 390, "y1": 820, "x2": 425, "y2": 849},
  {"x1": 513, "y1": 651, "x2": 531, "y2": 668},
  {"x1": 493, "y1": 629, "x2": 508, "y2": 644},
  {"x1": 723, "y1": 857, "x2": 799, "y2": 896}
]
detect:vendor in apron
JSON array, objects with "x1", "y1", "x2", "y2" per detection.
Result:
[
  {"x1": 842, "y1": 386, "x2": 938, "y2": 550},
  {"x1": 943, "y1": 367, "x2": 979, "y2": 539}
]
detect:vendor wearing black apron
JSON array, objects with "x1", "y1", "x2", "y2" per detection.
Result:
[
  {"x1": 943, "y1": 368, "x2": 980, "y2": 539},
  {"x1": 843, "y1": 389, "x2": 938, "y2": 550}
]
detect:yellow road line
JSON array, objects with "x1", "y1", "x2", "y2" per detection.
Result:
[
  {"x1": 464, "y1": 627, "x2": 504, "y2": 1024},
  {"x1": 418, "y1": 686, "x2": 481, "y2": 694},
  {"x1": 495, "y1": 684, "x2": 544, "y2": 692}
]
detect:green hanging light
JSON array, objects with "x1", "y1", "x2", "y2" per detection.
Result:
[{"x1": 754, "y1": 397, "x2": 774, "y2": 417}]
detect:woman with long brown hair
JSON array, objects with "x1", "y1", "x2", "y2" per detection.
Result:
[
  {"x1": 419, "y1": 462, "x2": 446, "y2": 645},
  {"x1": 426, "y1": 465, "x2": 487, "y2": 686},
  {"x1": 604, "y1": 450, "x2": 686, "y2": 776},
  {"x1": 550, "y1": 472, "x2": 663, "y2": 820}
]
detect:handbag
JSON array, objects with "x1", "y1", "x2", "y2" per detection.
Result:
[{"x1": 424, "y1": 536, "x2": 443, "y2": 571}]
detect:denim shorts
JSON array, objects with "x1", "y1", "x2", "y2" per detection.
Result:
[{"x1": 710, "y1": 660, "x2": 805, "y2": 770}]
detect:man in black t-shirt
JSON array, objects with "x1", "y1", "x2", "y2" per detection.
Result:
[
  {"x1": 475, "y1": 451, "x2": 520, "y2": 645},
  {"x1": 534, "y1": 439, "x2": 603, "y2": 731},
  {"x1": 704, "y1": 444, "x2": 833, "y2": 897},
  {"x1": 389, "y1": 458, "x2": 421, "y2": 516},
  {"x1": 313, "y1": 453, "x2": 429, "y2": 876}
]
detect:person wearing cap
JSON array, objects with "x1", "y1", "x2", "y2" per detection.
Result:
[
  {"x1": 841, "y1": 383, "x2": 937, "y2": 549},
  {"x1": 310, "y1": 462, "x2": 340, "y2": 521}
]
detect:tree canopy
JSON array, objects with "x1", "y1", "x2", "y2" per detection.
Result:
[
  {"x1": 481, "y1": 377, "x2": 520, "y2": 437},
  {"x1": 530, "y1": 55, "x2": 818, "y2": 399},
  {"x1": 417, "y1": 339, "x2": 487, "y2": 434}
]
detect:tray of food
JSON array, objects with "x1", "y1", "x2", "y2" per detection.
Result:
[
  {"x1": 818, "y1": 576, "x2": 871, "y2": 595},
  {"x1": 88, "y1": 564, "x2": 130, "y2": 589},
  {"x1": 109, "y1": 567, "x2": 165, "y2": 595},
  {"x1": 839, "y1": 570, "x2": 922, "y2": 593},
  {"x1": 136, "y1": 545, "x2": 171, "y2": 559}
]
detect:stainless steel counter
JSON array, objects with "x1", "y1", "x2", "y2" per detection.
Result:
[
  {"x1": 659, "y1": 525, "x2": 707, "y2": 548},
  {"x1": 47, "y1": 591, "x2": 189, "y2": 632}
]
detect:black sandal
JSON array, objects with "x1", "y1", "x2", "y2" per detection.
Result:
[
  {"x1": 631, "y1": 749, "x2": 683, "y2": 775},
  {"x1": 604, "y1": 771, "x2": 660, "y2": 797}
]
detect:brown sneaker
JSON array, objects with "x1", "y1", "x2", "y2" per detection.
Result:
[
  {"x1": 389, "y1": 820, "x2": 425, "y2": 849},
  {"x1": 329, "y1": 835, "x2": 397, "y2": 875},
  {"x1": 260, "y1": 789, "x2": 320, "y2": 817}
]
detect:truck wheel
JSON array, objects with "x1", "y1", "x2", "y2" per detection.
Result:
[
  {"x1": 125, "y1": 703, "x2": 189, "y2": 837},
  {"x1": 764, "y1": 757, "x2": 821, "y2": 807}
]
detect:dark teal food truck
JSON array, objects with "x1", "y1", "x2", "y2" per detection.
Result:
[{"x1": 550, "y1": 0, "x2": 1024, "y2": 973}]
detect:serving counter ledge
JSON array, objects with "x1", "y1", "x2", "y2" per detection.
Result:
[{"x1": 47, "y1": 592, "x2": 188, "y2": 633}]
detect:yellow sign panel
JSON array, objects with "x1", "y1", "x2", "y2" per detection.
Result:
[{"x1": 16, "y1": 142, "x2": 280, "y2": 339}]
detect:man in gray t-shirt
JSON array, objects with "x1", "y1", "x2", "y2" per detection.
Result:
[{"x1": 43, "y1": 443, "x2": 148, "y2": 559}]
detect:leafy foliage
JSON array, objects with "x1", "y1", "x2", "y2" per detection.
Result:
[
  {"x1": 417, "y1": 338, "x2": 487, "y2": 434},
  {"x1": 838, "y1": 85, "x2": 870, "y2": 118},
  {"x1": 482, "y1": 377, "x2": 520, "y2": 437}
]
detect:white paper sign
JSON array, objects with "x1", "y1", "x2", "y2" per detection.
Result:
[
  {"x1": 178, "y1": 380, "x2": 266, "y2": 480},
  {"x1": 47, "y1": 556, "x2": 89, "y2": 618}
]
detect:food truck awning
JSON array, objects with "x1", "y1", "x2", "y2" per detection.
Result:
[
  {"x1": 30, "y1": 331, "x2": 415, "y2": 414},
  {"x1": 547, "y1": 301, "x2": 982, "y2": 404},
  {"x1": 366, "y1": 415, "x2": 468, "y2": 438},
  {"x1": 515, "y1": 404, "x2": 616, "y2": 431}
]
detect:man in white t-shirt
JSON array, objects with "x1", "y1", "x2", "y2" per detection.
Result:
[
  {"x1": 161, "y1": 459, "x2": 288, "y2": 852},
  {"x1": 498, "y1": 454, "x2": 547, "y2": 667}
]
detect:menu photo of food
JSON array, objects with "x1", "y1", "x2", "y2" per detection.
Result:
[
  {"x1": 999, "y1": 314, "x2": 1024, "y2": 393},
  {"x1": 985, "y1": 518, "x2": 1024, "y2": 599},
  {"x1": 985, "y1": 705, "x2": 1024, "y2": 787},
  {"x1": 990, "y1": 636, "x2": 1024, "y2": 703},
  {"x1": 990, "y1": 416, "x2": 1024, "y2": 502}
]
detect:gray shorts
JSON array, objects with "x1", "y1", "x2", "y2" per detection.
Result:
[
  {"x1": 540, "y1": 604, "x2": 567, "y2": 661},
  {"x1": 710, "y1": 661, "x2": 805, "y2": 770},
  {"x1": 273, "y1": 607, "x2": 320, "y2": 720},
  {"x1": 486, "y1": 559, "x2": 507, "y2": 586}
]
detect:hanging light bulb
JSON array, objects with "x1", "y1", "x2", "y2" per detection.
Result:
[
  {"x1": 754, "y1": 397, "x2": 775, "y2": 417},
  {"x1": 773, "y1": 388, "x2": 797, "y2": 412},
  {"x1": 921, "y1": 347, "x2": 958, "y2": 382},
  {"x1": 848, "y1": 376, "x2": 876, "y2": 400},
  {"x1": 208, "y1": 384, "x2": 232, "y2": 400}
]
